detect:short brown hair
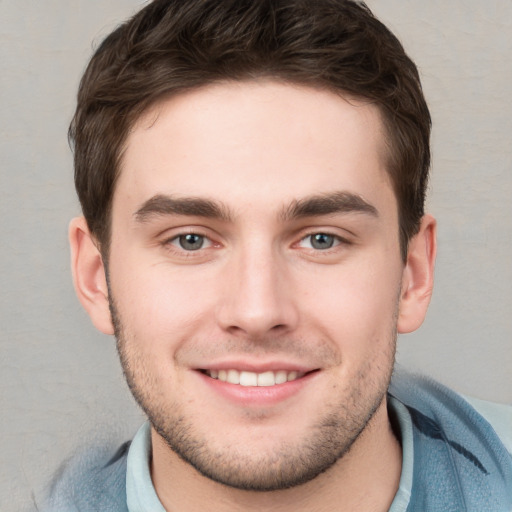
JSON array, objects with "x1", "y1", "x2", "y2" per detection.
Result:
[{"x1": 70, "y1": 0, "x2": 431, "y2": 260}]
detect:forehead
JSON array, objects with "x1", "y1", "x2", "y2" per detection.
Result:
[{"x1": 116, "y1": 80, "x2": 393, "y2": 217}]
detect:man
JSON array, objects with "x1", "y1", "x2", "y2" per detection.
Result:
[{"x1": 44, "y1": 0, "x2": 512, "y2": 510}]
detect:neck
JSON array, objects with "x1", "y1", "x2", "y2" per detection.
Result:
[{"x1": 151, "y1": 399, "x2": 402, "y2": 512}]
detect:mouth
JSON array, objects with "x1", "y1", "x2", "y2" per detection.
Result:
[
  {"x1": 196, "y1": 365, "x2": 321, "y2": 406},
  {"x1": 200, "y1": 368, "x2": 315, "y2": 387}
]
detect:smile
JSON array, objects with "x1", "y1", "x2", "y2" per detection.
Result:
[{"x1": 203, "y1": 369, "x2": 306, "y2": 387}]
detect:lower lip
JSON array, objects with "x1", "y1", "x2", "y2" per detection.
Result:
[{"x1": 195, "y1": 371, "x2": 318, "y2": 407}]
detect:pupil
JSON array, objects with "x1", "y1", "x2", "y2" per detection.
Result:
[
  {"x1": 312, "y1": 233, "x2": 334, "y2": 249},
  {"x1": 180, "y1": 234, "x2": 203, "y2": 250}
]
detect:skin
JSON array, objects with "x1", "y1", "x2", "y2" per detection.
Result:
[{"x1": 70, "y1": 80, "x2": 436, "y2": 511}]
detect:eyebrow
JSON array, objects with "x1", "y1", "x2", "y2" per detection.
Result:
[
  {"x1": 134, "y1": 194, "x2": 233, "y2": 222},
  {"x1": 281, "y1": 191, "x2": 378, "y2": 221},
  {"x1": 134, "y1": 190, "x2": 378, "y2": 224}
]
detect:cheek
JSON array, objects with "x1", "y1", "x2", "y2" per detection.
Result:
[
  {"x1": 298, "y1": 257, "x2": 401, "y2": 347},
  {"x1": 110, "y1": 257, "x2": 218, "y2": 341}
]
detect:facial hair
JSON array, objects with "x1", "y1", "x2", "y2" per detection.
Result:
[{"x1": 109, "y1": 294, "x2": 397, "y2": 492}]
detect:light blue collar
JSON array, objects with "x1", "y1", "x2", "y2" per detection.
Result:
[
  {"x1": 126, "y1": 422, "x2": 166, "y2": 512},
  {"x1": 125, "y1": 401, "x2": 416, "y2": 511}
]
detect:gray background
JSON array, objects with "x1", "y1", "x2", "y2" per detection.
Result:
[{"x1": 1, "y1": 1, "x2": 511, "y2": 510}]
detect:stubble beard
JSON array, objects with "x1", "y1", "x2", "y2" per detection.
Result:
[{"x1": 109, "y1": 296, "x2": 397, "y2": 492}]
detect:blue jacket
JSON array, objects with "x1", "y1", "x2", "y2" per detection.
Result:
[{"x1": 41, "y1": 374, "x2": 512, "y2": 511}]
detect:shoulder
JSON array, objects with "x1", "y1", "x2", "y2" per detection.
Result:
[
  {"x1": 462, "y1": 395, "x2": 512, "y2": 455},
  {"x1": 390, "y1": 371, "x2": 511, "y2": 440},
  {"x1": 389, "y1": 370, "x2": 512, "y2": 510},
  {"x1": 389, "y1": 370, "x2": 511, "y2": 452},
  {"x1": 39, "y1": 440, "x2": 131, "y2": 512}
]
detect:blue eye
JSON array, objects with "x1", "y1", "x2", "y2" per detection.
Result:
[
  {"x1": 299, "y1": 233, "x2": 341, "y2": 250},
  {"x1": 310, "y1": 233, "x2": 336, "y2": 250},
  {"x1": 177, "y1": 233, "x2": 205, "y2": 251}
]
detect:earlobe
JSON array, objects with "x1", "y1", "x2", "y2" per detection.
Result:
[
  {"x1": 397, "y1": 214, "x2": 437, "y2": 334},
  {"x1": 69, "y1": 217, "x2": 115, "y2": 335}
]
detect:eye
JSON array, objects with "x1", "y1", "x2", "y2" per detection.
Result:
[
  {"x1": 171, "y1": 233, "x2": 210, "y2": 251},
  {"x1": 300, "y1": 233, "x2": 340, "y2": 250}
]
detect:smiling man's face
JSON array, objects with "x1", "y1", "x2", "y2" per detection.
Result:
[{"x1": 83, "y1": 81, "x2": 422, "y2": 490}]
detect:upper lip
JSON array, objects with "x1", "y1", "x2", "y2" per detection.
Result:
[{"x1": 194, "y1": 359, "x2": 319, "y2": 374}]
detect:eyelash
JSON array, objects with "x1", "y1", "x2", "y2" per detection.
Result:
[
  {"x1": 160, "y1": 230, "x2": 351, "y2": 257},
  {"x1": 160, "y1": 229, "x2": 214, "y2": 255},
  {"x1": 298, "y1": 232, "x2": 349, "y2": 251}
]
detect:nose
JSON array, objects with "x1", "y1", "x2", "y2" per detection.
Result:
[{"x1": 215, "y1": 243, "x2": 299, "y2": 338}]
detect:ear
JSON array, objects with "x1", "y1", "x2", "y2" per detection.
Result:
[
  {"x1": 69, "y1": 217, "x2": 114, "y2": 335},
  {"x1": 397, "y1": 214, "x2": 437, "y2": 334}
]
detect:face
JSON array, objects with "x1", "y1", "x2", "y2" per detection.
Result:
[{"x1": 107, "y1": 81, "x2": 405, "y2": 490}]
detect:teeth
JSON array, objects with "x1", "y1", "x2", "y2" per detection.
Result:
[
  {"x1": 227, "y1": 369, "x2": 240, "y2": 385},
  {"x1": 206, "y1": 369, "x2": 304, "y2": 386},
  {"x1": 275, "y1": 370, "x2": 288, "y2": 384},
  {"x1": 257, "y1": 371, "x2": 275, "y2": 387},
  {"x1": 240, "y1": 371, "x2": 257, "y2": 386},
  {"x1": 287, "y1": 371, "x2": 298, "y2": 381}
]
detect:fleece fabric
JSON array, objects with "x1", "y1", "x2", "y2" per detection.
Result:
[{"x1": 40, "y1": 372, "x2": 512, "y2": 512}]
